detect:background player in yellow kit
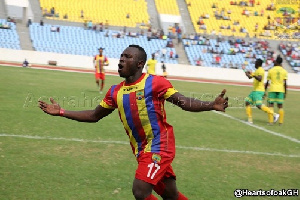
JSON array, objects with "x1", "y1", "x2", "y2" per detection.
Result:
[
  {"x1": 265, "y1": 56, "x2": 288, "y2": 125},
  {"x1": 243, "y1": 59, "x2": 279, "y2": 124},
  {"x1": 146, "y1": 53, "x2": 157, "y2": 75}
]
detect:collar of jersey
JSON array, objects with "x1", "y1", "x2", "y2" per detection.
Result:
[{"x1": 124, "y1": 73, "x2": 148, "y2": 86}]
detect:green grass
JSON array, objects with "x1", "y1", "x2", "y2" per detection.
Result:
[{"x1": 0, "y1": 65, "x2": 299, "y2": 200}]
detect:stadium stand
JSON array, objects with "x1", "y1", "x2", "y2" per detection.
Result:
[
  {"x1": 0, "y1": 19, "x2": 21, "y2": 50},
  {"x1": 279, "y1": 42, "x2": 300, "y2": 73},
  {"x1": 183, "y1": 36, "x2": 275, "y2": 71},
  {"x1": 185, "y1": 0, "x2": 296, "y2": 39},
  {"x1": 39, "y1": 0, "x2": 150, "y2": 27},
  {"x1": 29, "y1": 23, "x2": 178, "y2": 64},
  {"x1": 154, "y1": 0, "x2": 180, "y2": 15}
]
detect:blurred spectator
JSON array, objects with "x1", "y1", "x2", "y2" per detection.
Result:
[
  {"x1": 27, "y1": 19, "x2": 32, "y2": 27},
  {"x1": 200, "y1": 24, "x2": 207, "y2": 30},
  {"x1": 211, "y1": 29, "x2": 216, "y2": 35},
  {"x1": 88, "y1": 21, "x2": 93, "y2": 29},
  {"x1": 166, "y1": 40, "x2": 174, "y2": 48},
  {"x1": 105, "y1": 20, "x2": 109, "y2": 29},
  {"x1": 40, "y1": 20, "x2": 44, "y2": 26},
  {"x1": 170, "y1": 50, "x2": 174, "y2": 59},
  {"x1": 161, "y1": 61, "x2": 167, "y2": 77},
  {"x1": 23, "y1": 59, "x2": 30, "y2": 67},
  {"x1": 254, "y1": 23, "x2": 258, "y2": 32},
  {"x1": 161, "y1": 48, "x2": 166, "y2": 58},
  {"x1": 50, "y1": 26, "x2": 57, "y2": 32},
  {"x1": 215, "y1": 54, "x2": 221, "y2": 64},
  {"x1": 50, "y1": 7, "x2": 55, "y2": 15}
]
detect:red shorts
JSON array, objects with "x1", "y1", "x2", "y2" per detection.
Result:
[
  {"x1": 95, "y1": 73, "x2": 105, "y2": 80},
  {"x1": 135, "y1": 152, "x2": 176, "y2": 186}
]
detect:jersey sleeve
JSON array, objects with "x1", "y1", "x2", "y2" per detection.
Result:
[
  {"x1": 153, "y1": 76, "x2": 178, "y2": 100},
  {"x1": 99, "y1": 86, "x2": 117, "y2": 109},
  {"x1": 255, "y1": 68, "x2": 264, "y2": 77}
]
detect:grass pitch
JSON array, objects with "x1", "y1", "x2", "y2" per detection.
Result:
[{"x1": 0, "y1": 65, "x2": 299, "y2": 200}]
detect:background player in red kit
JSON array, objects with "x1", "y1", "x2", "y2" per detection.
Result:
[
  {"x1": 94, "y1": 47, "x2": 109, "y2": 93},
  {"x1": 39, "y1": 45, "x2": 229, "y2": 200}
]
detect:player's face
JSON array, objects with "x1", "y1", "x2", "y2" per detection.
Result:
[
  {"x1": 99, "y1": 49, "x2": 103, "y2": 54},
  {"x1": 118, "y1": 47, "x2": 140, "y2": 78}
]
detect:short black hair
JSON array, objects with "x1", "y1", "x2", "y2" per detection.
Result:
[
  {"x1": 256, "y1": 58, "x2": 263, "y2": 66},
  {"x1": 129, "y1": 45, "x2": 147, "y2": 63},
  {"x1": 276, "y1": 56, "x2": 283, "y2": 64}
]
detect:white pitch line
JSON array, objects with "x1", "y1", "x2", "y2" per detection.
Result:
[
  {"x1": 0, "y1": 133, "x2": 299, "y2": 158},
  {"x1": 213, "y1": 111, "x2": 300, "y2": 144}
]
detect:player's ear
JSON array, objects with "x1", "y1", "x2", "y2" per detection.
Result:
[{"x1": 137, "y1": 60, "x2": 145, "y2": 69}]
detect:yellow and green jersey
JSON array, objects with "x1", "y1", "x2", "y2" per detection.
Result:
[
  {"x1": 267, "y1": 66, "x2": 288, "y2": 92},
  {"x1": 251, "y1": 67, "x2": 265, "y2": 92},
  {"x1": 147, "y1": 59, "x2": 157, "y2": 75}
]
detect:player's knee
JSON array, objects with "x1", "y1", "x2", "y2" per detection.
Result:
[
  {"x1": 132, "y1": 188, "x2": 151, "y2": 200},
  {"x1": 161, "y1": 191, "x2": 178, "y2": 199},
  {"x1": 160, "y1": 179, "x2": 178, "y2": 199}
]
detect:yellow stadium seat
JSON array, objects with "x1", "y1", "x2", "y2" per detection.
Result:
[
  {"x1": 40, "y1": 0, "x2": 149, "y2": 27},
  {"x1": 155, "y1": 0, "x2": 180, "y2": 15},
  {"x1": 185, "y1": 0, "x2": 280, "y2": 38}
]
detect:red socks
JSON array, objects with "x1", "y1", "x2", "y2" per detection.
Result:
[{"x1": 144, "y1": 194, "x2": 158, "y2": 200}]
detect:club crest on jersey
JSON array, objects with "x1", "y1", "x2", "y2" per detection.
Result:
[
  {"x1": 152, "y1": 154, "x2": 161, "y2": 163},
  {"x1": 136, "y1": 90, "x2": 144, "y2": 100}
]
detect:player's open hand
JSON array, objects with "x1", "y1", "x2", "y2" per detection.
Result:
[
  {"x1": 38, "y1": 98, "x2": 61, "y2": 116},
  {"x1": 213, "y1": 89, "x2": 229, "y2": 112}
]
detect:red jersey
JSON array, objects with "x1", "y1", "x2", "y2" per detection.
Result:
[{"x1": 100, "y1": 74, "x2": 178, "y2": 158}]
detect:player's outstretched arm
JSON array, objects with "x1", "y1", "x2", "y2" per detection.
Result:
[
  {"x1": 39, "y1": 98, "x2": 114, "y2": 122},
  {"x1": 167, "y1": 89, "x2": 229, "y2": 112}
]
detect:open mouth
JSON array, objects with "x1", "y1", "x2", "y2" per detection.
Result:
[{"x1": 118, "y1": 63, "x2": 124, "y2": 71}]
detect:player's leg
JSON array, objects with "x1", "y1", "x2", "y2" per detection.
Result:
[
  {"x1": 256, "y1": 91, "x2": 278, "y2": 122},
  {"x1": 159, "y1": 178, "x2": 188, "y2": 200},
  {"x1": 95, "y1": 73, "x2": 100, "y2": 87},
  {"x1": 277, "y1": 92, "x2": 285, "y2": 125},
  {"x1": 132, "y1": 178, "x2": 157, "y2": 200},
  {"x1": 100, "y1": 79, "x2": 105, "y2": 92},
  {"x1": 100, "y1": 73, "x2": 105, "y2": 93},
  {"x1": 245, "y1": 92, "x2": 253, "y2": 123},
  {"x1": 153, "y1": 165, "x2": 188, "y2": 200},
  {"x1": 278, "y1": 104, "x2": 284, "y2": 125},
  {"x1": 267, "y1": 92, "x2": 277, "y2": 124}
]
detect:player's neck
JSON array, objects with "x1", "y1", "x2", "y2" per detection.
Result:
[{"x1": 124, "y1": 71, "x2": 144, "y2": 85}]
